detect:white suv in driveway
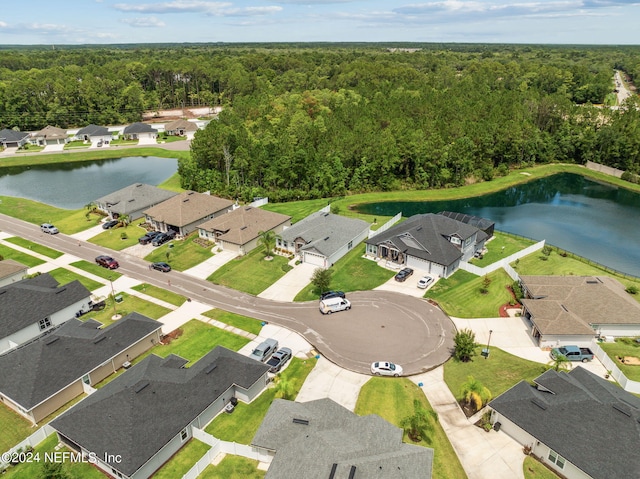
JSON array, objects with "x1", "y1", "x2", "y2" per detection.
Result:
[{"x1": 40, "y1": 223, "x2": 59, "y2": 234}]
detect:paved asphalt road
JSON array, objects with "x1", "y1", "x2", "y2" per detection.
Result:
[{"x1": 0, "y1": 213, "x2": 456, "y2": 375}]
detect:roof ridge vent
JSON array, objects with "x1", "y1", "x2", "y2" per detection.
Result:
[
  {"x1": 292, "y1": 418, "x2": 309, "y2": 425},
  {"x1": 530, "y1": 397, "x2": 547, "y2": 410},
  {"x1": 135, "y1": 381, "x2": 150, "y2": 393},
  {"x1": 328, "y1": 463, "x2": 338, "y2": 479},
  {"x1": 348, "y1": 465, "x2": 357, "y2": 479},
  {"x1": 55, "y1": 288, "x2": 67, "y2": 294},
  {"x1": 45, "y1": 337, "x2": 60, "y2": 345},
  {"x1": 93, "y1": 336, "x2": 106, "y2": 344},
  {"x1": 205, "y1": 363, "x2": 217, "y2": 374},
  {"x1": 561, "y1": 304, "x2": 569, "y2": 312},
  {"x1": 613, "y1": 404, "x2": 632, "y2": 417}
]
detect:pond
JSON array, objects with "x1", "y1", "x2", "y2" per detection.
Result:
[
  {"x1": 356, "y1": 173, "x2": 640, "y2": 277},
  {"x1": 0, "y1": 156, "x2": 177, "y2": 210}
]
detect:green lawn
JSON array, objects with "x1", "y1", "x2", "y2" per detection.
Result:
[
  {"x1": 470, "y1": 232, "x2": 535, "y2": 267},
  {"x1": 426, "y1": 269, "x2": 514, "y2": 318},
  {"x1": 261, "y1": 198, "x2": 332, "y2": 224},
  {"x1": 600, "y1": 338, "x2": 640, "y2": 381},
  {"x1": 443, "y1": 346, "x2": 548, "y2": 403},
  {"x1": 197, "y1": 455, "x2": 265, "y2": 479},
  {"x1": 132, "y1": 283, "x2": 187, "y2": 307},
  {"x1": 0, "y1": 244, "x2": 44, "y2": 267},
  {"x1": 205, "y1": 357, "x2": 316, "y2": 443},
  {"x1": 202, "y1": 309, "x2": 264, "y2": 335},
  {"x1": 47, "y1": 267, "x2": 103, "y2": 291},
  {"x1": 82, "y1": 292, "x2": 171, "y2": 328},
  {"x1": 0, "y1": 404, "x2": 33, "y2": 455},
  {"x1": 87, "y1": 219, "x2": 147, "y2": 251},
  {"x1": 69, "y1": 260, "x2": 123, "y2": 281},
  {"x1": 523, "y1": 456, "x2": 562, "y2": 479},
  {"x1": 144, "y1": 233, "x2": 214, "y2": 271},
  {"x1": 294, "y1": 244, "x2": 395, "y2": 301},
  {"x1": 513, "y1": 248, "x2": 640, "y2": 302},
  {"x1": 3, "y1": 237, "x2": 63, "y2": 259},
  {"x1": 1, "y1": 434, "x2": 105, "y2": 479},
  {"x1": 151, "y1": 439, "x2": 210, "y2": 479},
  {"x1": 158, "y1": 172, "x2": 186, "y2": 192},
  {"x1": 208, "y1": 247, "x2": 290, "y2": 295},
  {"x1": 355, "y1": 377, "x2": 467, "y2": 479}
]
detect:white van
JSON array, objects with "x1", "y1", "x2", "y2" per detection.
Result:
[{"x1": 319, "y1": 297, "x2": 351, "y2": 315}]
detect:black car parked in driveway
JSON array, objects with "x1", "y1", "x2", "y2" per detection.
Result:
[
  {"x1": 320, "y1": 290, "x2": 346, "y2": 300},
  {"x1": 394, "y1": 267, "x2": 414, "y2": 282},
  {"x1": 102, "y1": 219, "x2": 119, "y2": 230},
  {"x1": 138, "y1": 231, "x2": 162, "y2": 245},
  {"x1": 152, "y1": 232, "x2": 175, "y2": 246}
]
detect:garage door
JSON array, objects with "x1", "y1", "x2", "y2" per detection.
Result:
[
  {"x1": 303, "y1": 251, "x2": 326, "y2": 267},
  {"x1": 406, "y1": 256, "x2": 445, "y2": 277}
]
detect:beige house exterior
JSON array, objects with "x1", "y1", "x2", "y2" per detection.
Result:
[
  {"x1": 0, "y1": 259, "x2": 27, "y2": 288},
  {"x1": 520, "y1": 275, "x2": 640, "y2": 347},
  {"x1": 144, "y1": 191, "x2": 234, "y2": 237},
  {"x1": 30, "y1": 125, "x2": 69, "y2": 146},
  {"x1": 198, "y1": 206, "x2": 291, "y2": 255},
  {"x1": 164, "y1": 119, "x2": 198, "y2": 139}
]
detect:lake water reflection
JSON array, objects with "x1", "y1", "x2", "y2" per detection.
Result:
[
  {"x1": 356, "y1": 173, "x2": 640, "y2": 277},
  {"x1": 0, "y1": 156, "x2": 177, "y2": 210}
]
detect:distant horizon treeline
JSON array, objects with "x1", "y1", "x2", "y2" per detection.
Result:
[{"x1": 1, "y1": 44, "x2": 639, "y2": 200}]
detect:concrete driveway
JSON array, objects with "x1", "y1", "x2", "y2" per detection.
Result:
[
  {"x1": 183, "y1": 250, "x2": 237, "y2": 279},
  {"x1": 70, "y1": 223, "x2": 107, "y2": 241},
  {"x1": 375, "y1": 268, "x2": 438, "y2": 298},
  {"x1": 258, "y1": 261, "x2": 316, "y2": 301}
]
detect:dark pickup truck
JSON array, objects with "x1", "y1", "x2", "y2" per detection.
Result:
[{"x1": 550, "y1": 345, "x2": 594, "y2": 363}]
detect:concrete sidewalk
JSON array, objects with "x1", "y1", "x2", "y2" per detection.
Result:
[
  {"x1": 258, "y1": 261, "x2": 316, "y2": 302},
  {"x1": 413, "y1": 367, "x2": 525, "y2": 479}
]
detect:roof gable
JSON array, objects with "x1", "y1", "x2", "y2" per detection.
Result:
[
  {"x1": 32, "y1": 125, "x2": 68, "y2": 139},
  {"x1": 198, "y1": 207, "x2": 290, "y2": 245},
  {"x1": 76, "y1": 124, "x2": 109, "y2": 136},
  {"x1": 0, "y1": 129, "x2": 30, "y2": 142},
  {"x1": 123, "y1": 122, "x2": 158, "y2": 134},
  {"x1": 143, "y1": 191, "x2": 234, "y2": 227},
  {"x1": 164, "y1": 119, "x2": 198, "y2": 131},
  {"x1": 95, "y1": 183, "x2": 178, "y2": 215}
]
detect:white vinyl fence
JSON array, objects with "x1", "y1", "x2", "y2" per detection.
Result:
[
  {"x1": 368, "y1": 212, "x2": 402, "y2": 238},
  {"x1": 1, "y1": 424, "x2": 56, "y2": 469},
  {"x1": 458, "y1": 240, "x2": 545, "y2": 280},
  {"x1": 591, "y1": 340, "x2": 640, "y2": 394}
]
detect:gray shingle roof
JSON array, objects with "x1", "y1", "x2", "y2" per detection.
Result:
[
  {"x1": 0, "y1": 129, "x2": 30, "y2": 142},
  {"x1": 51, "y1": 347, "x2": 269, "y2": 477},
  {"x1": 0, "y1": 313, "x2": 161, "y2": 411},
  {"x1": 490, "y1": 367, "x2": 640, "y2": 479},
  {"x1": 366, "y1": 213, "x2": 482, "y2": 266},
  {"x1": 280, "y1": 212, "x2": 369, "y2": 259},
  {"x1": 0, "y1": 274, "x2": 91, "y2": 339},
  {"x1": 76, "y1": 124, "x2": 109, "y2": 137},
  {"x1": 438, "y1": 211, "x2": 494, "y2": 233},
  {"x1": 95, "y1": 183, "x2": 178, "y2": 216},
  {"x1": 252, "y1": 398, "x2": 433, "y2": 479},
  {"x1": 123, "y1": 122, "x2": 158, "y2": 134}
]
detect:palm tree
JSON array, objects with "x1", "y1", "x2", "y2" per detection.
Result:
[
  {"x1": 400, "y1": 399, "x2": 438, "y2": 443},
  {"x1": 548, "y1": 353, "x2": 571, "y2": 372},
  {"x1": 461, "y1": 376, "x2": 492, "y2": 414},
  {"x1": 273, "y1": 375, "x2": 294, "y2": 400},
  {"x1": 257, "y1": 230, "x2": 278, "y2": 259}
]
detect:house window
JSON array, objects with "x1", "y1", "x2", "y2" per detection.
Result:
[
  {"x1": 82, "y1": 374, "x2": 90, "y2": 385},
  {"x1": 180, "y1": 429, "x2": 188, "y2": 441},
  {"x1": 548, "y1": 450, "x2": 565, "y2": 469},
  {"x1": 38, "y1": 317, "x2": 52, "y2": 330},
  {"x1": 347, "y1": 241, "x2": 353, "y2": 250},
  {"x1": 450, "y1": 236, "x2": 461, "y2": 245}
]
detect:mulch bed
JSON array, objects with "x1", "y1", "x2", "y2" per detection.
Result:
[
  {"x1": 499, "y1": 285, "x2": 522, "y2": 317},
  {"x1": 160, "y1": 328, "x2": 183, "y2": 345}
]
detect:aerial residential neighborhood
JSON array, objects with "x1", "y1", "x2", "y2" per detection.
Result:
[{"x1": 1, "y1": 38, "x2": 640, "y2": 479}]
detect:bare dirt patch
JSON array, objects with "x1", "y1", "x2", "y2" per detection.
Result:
[{"x1": 619, "y1": 356, "x2": 640, "y2": 366}]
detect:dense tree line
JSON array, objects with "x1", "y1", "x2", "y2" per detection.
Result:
[{"x1": 1, "y1": 44, "x2": 639, "y2": 199}]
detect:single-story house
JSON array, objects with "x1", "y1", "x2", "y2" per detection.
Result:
[
  {"x1": 163, "y1": 119, "x2": 198, "y2": 139},
  {"x1": 30, "y1": 125, "x2": 69, "y2": 146},
  {"x1": 95, "y1": 183, "x2": 178, "y2": 221},
  {"x1": 0, "y1": 129, "x2": 30, "y2": 148},
  {"x1": 519, "y1": 275, "x2": 640, "y2": 347},
  {"x1": 365, "y1": 213, "x2": 488, "y2": 278},
  {"x1": 51, "y1": 347, "x2": 270, "y2": 479},
  {"x1": 144, "y1": 191, "x2": 234, "y2": 237},
  {"x1": 0, "y1": 273, "x2": 92, "y2": 354},
  {"x1": 0, "y1": 259, "x2": 28, "y2": 288},
  {"x1": 490, "y1": 367, "x2": 640, "y2": 479},
  {"x1": 0, "y1": 313, "x2": 161, "y2": 425},
  {"x1": 278, "y1": 211, "x2": 369, "y2": 268},
  {"x1": 123, "y1": 122, "x2": 158, "y2": 140},
  {"x1": 438, "y1": 211, "x2": 495, "y2": 238},
  {"x1": 198, "y1": 206, "x2": 291, "y2": 255},
  {"x1": 252, "y1": 398, "x2": 434, "y2": 479},
  {"x1": 75, "y1": 124, "x2": 112, "y2": 143}
]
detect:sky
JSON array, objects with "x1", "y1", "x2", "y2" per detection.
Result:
[{"x1": 0, "y1": 0, "x2": 639, "y2": 45}]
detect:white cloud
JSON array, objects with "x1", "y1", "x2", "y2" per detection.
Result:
[{"x1": 121, "y1": 16, "x2": 167, "y2": 27}]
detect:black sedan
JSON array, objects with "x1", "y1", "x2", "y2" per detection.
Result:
[
  {"x1": 151, "y1": 262, "x2": 171, "y2": 272},
  {"x1": 138, "y1": 231, "x2": 162, "y2": 245},
  {"x1": 102, "y1": 219, "x2": 119, "y2": 229},
  {"x1": 394, "y1": 267, "x2": 414, "y2": 282},
  {"x1": 320, "y1": 290, "x2": 346, "y2": 300}
]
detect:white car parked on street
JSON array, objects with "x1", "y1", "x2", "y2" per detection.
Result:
[{"x1": 371, "y1": 361, "x2": 403, "y2": 377}]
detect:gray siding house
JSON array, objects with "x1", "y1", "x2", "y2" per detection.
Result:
[
  {"x1": 252, "y1": 398, "x2": 434, "y2": 479},
  {"x1": 123, "y1": 122, "x2": 158, "y2": 140},
  {"x1": 0, "y1": 313, "x2": 161, "y2": 424},
  {"x1": 0, "y1": 274, "x2": 91, "y2": 354},
  {"x1": 51, "y1": 347, "x2": 270, "y2": 479},
  {"x1": 490, "y1": 367, "x2": 640, "y2": 479},
  {"x1": 95, "y1": 183, "x2": 178, "y2": 220},
  {"x1": 0, "y1": 129, "x2": 30, "y2": 148},
  {"x1": 75, "y1": 124, "x2": 112, "y2": 143},
  {"x1": 365, "y1": 213, "x2": 487, "y2": 277},
  {"x1": 278, "y1": 212, "x2": 369, "y2": 268}
]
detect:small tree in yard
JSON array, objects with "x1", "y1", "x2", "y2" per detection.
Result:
[
  {"x1": 400, "y1": 399, "x2": 438, "y2": 443},
  {"x1": 273, "y1": 375, "x2": 294, "y2": 400},
  {"x1": 311, "y1": 267, "x2": 333, "y2": 294},
  {"x1": 461, "y1": 376, "x2": 492, "y2": 414},
  {"x1": 548, "y1": 353, "x2": 571, "y2": 372},
  {"x1": 480, "y1": 275, "x2": 491, "y2": 294},
  {"x1": 453, "y1": 328, "x2": 477, "y2": 362},
  {"x1": 257, "y1": 230, "x2": 277, "y2": 259}
]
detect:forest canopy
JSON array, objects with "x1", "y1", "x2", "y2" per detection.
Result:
[{"x1": 1, "y1": 44, "x2": 639, "y2": 200}]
